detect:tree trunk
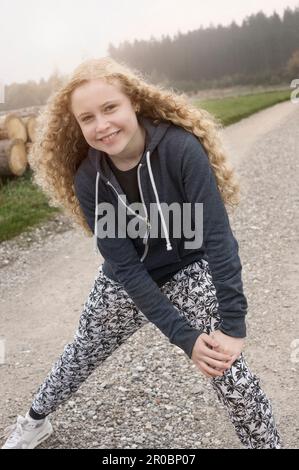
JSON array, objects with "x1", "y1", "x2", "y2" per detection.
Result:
[
  {"x1": 0, "y1": 115, "x2": 8, "y2": 140},
  {"x1": 0, "y1": 127, "x2": 8, "y2": 140},
  {"x1": 0, "y1": 139, "x2": 28, "y2": 176},
  {"x1": 23, "y1": 115, "x2": 37, "y2": 142},
  {"x1": 4, "y1": 113, "x2": 28, "y2": 142}
]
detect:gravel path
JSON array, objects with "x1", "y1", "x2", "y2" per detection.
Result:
[{"x1": 0, "y1": 101, "x2": 298, "y2": 449}]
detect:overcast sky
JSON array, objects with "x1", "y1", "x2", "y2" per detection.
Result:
[{"x1": 1, "y1": 0, "x2": 298, "y2": 85}]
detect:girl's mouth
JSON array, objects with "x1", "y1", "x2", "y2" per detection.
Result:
[{"x1": 99, "y1": 130, "x2": 121, "y2": 144}]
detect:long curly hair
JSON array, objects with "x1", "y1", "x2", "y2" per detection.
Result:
[{"x1": 28, "y1": 56, "x2": 240, "y2": 237}]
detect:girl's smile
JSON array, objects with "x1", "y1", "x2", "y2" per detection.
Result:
[
  {"x1": 97, "y1": 129, "x2": 121, "y2": 144},
  {"x1": 71, "y1": 78, "x2": 145, "y2": 166}
]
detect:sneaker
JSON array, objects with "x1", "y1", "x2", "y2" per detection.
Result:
[{"x1": 1, "y1": 413, "x2": 53, "y2": 449}]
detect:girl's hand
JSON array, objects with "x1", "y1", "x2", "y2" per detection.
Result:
[
  {"x1": 191, "y1": 333, "x2": 236, "y2": 378},
  {"x1": 210, "y1": 330, "x2": 245, "y2": 363}
]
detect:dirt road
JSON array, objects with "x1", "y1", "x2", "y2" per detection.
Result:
[{"x1": 0, "y1": 100, "x2": 298, "y2": 448}]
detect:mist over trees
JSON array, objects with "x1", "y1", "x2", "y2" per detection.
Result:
[
  {"x1": 0, "y1": 70, "x2": 65, "y2": 113},
  {"x1": 108, "y1": 7, "x2": 299, "y2": 90},
  {"x1": 1, "y1": 6, "x2": 299, "y2": 112}
]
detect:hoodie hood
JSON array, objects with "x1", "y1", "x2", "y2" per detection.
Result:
[{"x1": 89, "y1": 116, "x2": 172, "y2": 256}]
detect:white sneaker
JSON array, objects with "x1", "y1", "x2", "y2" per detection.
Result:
[{"x1": 1, "y1": 413, "x2": 53, "y2": 449}]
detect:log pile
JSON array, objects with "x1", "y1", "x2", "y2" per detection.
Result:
[{"x1": 0, "y1": 110, "x2": 39, "y2": 177}]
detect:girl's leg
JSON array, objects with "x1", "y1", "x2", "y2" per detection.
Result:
[
  {"x1": 160, "y1": 259, "x2": 282, "y2": 449},
  {"x1": 30, "y1": 265, "x2": 148, "y2": 417},
  {"x1": 210, "y1": 353, "x2": 281, "y2": 448}
]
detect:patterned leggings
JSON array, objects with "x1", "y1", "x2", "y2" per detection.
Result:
[{"x1": 31, "y1": 259, "x2": 282, "y2": 449}]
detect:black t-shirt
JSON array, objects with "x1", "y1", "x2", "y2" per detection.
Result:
[
  {"x1": 106, "y1": 155, "x2": 181, "y2": 287},
  {"x1": 106, "y1": 156, "x2": 141, "y2": 204}
]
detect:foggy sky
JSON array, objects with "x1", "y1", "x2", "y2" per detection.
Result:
[{"x1": 0, "y1": 0, "x2": 298, "y2": 85}]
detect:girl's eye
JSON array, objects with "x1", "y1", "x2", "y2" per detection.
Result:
[{"x1": 82, "y1": 105, "x2": 116, "y2": 122}]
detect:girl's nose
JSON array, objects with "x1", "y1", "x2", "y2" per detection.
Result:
[{"x1": 95, "y1": 117, "x2": 110, "y2": 134}]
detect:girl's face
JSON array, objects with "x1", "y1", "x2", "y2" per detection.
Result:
[{"x1": 71, "y1": 78, "x2": 143, "y2": 160}]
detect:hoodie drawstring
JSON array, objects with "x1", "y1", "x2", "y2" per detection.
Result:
[
  {"x1": 145, "y1": 150, "x2": 173, "y2": 251},
  {"x1": 94, "y1": 149, "x2": 173, "y2": 255}
]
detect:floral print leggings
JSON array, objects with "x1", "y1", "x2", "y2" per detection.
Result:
[{"x1": 31, "y1": 259, "x2": 282, "y2": 449}]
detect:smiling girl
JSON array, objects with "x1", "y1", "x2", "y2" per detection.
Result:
[{"x1": 1, "y1": 57, "x2": 282, "y2": 449}]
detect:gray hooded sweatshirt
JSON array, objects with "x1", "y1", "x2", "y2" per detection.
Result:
[{"x1": 74, "y1": 116, "x2": 248, "y2": 358}]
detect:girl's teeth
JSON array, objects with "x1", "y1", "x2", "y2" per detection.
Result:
[{"x1": 102, "y1": 131, "x2": 119, "y2": 142}]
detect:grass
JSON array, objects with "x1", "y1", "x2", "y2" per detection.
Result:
[
  {"x1": 193, "y1": 89, "x2": 291, "y2": 126},
  {"x1": 0, "y1": 169, "x2": 60, "y2": 242},
  {"x1": 0, "y1": 88, "x2": 291, "y2": 242}
]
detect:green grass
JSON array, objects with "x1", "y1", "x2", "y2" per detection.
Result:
[
  {"x1": 0, "y1": 169, "x2": 60, "y2": 242},
  {"x1": 193, "y1": 89, "x2": 290, "y2": 126},
  {"x1": 0, "y1": 88, "x2": 291, "y2": 242}
]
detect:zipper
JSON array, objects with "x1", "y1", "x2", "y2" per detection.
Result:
[
  {"x1": 106, "y1": 173, "x2": 151, "y2": 262},
  {"x1": 137, "y1": 163, "x2": 151, "y2": 261},
  {"x1": 106, "y1": 180, "x2": 147, "y2": 223}
]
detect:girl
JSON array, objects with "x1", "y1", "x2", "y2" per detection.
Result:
[{"x1": 2, "y1": 57, "x2": 281, "y2": 449}]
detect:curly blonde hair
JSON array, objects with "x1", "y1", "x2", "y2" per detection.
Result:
[{"x1": 28, "y1": 56, "x2": 240, "y2": 237}]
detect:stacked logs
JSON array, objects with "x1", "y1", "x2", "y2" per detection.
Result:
[{"x1": 0, "y1": 111, "x2": 38, "y2": 177}]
